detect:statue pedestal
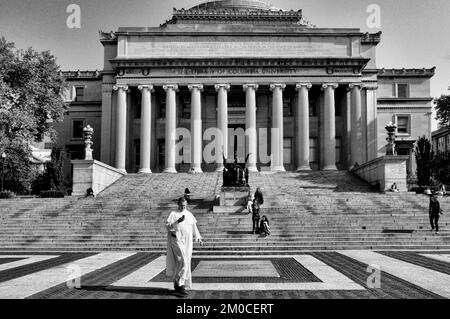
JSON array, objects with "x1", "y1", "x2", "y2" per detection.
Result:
[{"x1": 213, "y1": 186, "x2": 250, "y2": 213}]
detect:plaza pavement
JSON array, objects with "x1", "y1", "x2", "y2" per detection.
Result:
[{"x1": 0, "y1": 250, "x2": 449, "y2": 299}]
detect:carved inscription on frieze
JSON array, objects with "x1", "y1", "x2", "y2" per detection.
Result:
[{"x1": 126, "y1": 36, "x2": 350, "y2": 58}]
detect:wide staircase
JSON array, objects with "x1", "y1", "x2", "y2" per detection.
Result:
[{"x1": 0, "y1": 171, "x2": 449, "y2": 253}]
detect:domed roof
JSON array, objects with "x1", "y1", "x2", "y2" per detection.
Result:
[{"x1": 190, "y1": 0, "x2": 279, "y2": 11}]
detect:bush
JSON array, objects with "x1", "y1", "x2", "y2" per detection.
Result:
[
  {"x1": 432, "y1": 151, "x2": 450, "y2": 185},
  {"x1": 0, "y1": 190, "x2": 16, "y2": 199},
  {"x1": 39, "y1": 190, "x2": 65, "y2": 198},
  {"x1": 1, "y1": 142, "x2": 33, "y2": 194},
  {"x1": 415, "y1": 136, "x2": 432, "y2": 186}
]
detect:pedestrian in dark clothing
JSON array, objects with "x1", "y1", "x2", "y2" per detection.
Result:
[
  {"x1": 429, "y1": 193, "x2": 443, "y2": 234},
  {"x1": 252, "y1": 201, "x2": 260, "y2": 234},
  {"x1": 184, "y1": 188, "x2": 191, "y2": 203},
  {"x1": 254, "y1": 188, "x2": 264, "y2": 206}
]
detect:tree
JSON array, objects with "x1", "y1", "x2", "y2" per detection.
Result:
[
  {"x1": 415, "y1": 136, "x2": 433, "y2": 186},
  {"x1": 0, "y1": 37, "x2": 67, "y2": 194},
  {"x1": 0, "y1": 37, "x2": 68, "y2": 148},
  {"x1": 2, "y1": 141, "x2": 33, "y2": 194},
  {"x1": 434, "y1": 94, "x2": 450, "y2": 128},
  {"x1": 431, "y1": 150, "x2": 450, "y2": 186}
]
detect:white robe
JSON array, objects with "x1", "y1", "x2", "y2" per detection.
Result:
[{"x1": 165, "y1": 209, "x2": 202, "y2": 288}]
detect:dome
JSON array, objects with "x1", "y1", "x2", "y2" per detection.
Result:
[{"x1": 189, "y1": 0, "x2": 279, "y2": 11}]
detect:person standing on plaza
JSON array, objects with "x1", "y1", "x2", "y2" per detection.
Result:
[
  {"x1": 165, "y1": 197, "x2": 203, "y2": 296},
  {"x1": 429, "y1": 192, "x2": 443, "y2": 234}
]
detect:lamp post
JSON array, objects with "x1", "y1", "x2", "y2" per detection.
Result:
[{"x1": 1, "y1": 152, "x2": 6, "y2": 192}]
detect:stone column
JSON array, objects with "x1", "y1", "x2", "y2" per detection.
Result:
[
  {"x1": 295, "y1": 83, "x2": 312, "y2": 171},
  {"x1": 349, "y1": 83, "x2": 363, "y2": 168},
  {"x1": 270, "y1": 83, "x2": 286, "y2": 172},
  {"x1": 138, "y1": 85, "x2": 154, "y2": 174},
  {"x1": 163, "y1": 84, "x2": 179, "y2": 173},
  {"x1": 321, "y1": 83, "x2": 338, "y2": 171},
  {"x1": 243, "y1": 84, "x2": 259, "y2": 172},
  {"x1": 215, "y1": 84, "x2": 230, "y2": 171},
  {"x1": 113, "y1": 85, "x2": 128, "y2": 174},
  {"x1": 189, "y1": 84, "x2": 204, "y2": 173}
]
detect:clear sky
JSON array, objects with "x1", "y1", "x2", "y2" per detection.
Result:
[{"x1": 1, "y1": 0, "x2": 449, "y2": 130}]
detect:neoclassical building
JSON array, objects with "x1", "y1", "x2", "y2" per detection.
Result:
[{"x1": 56, "y1": 0, "x2": 435, "y2": 178}]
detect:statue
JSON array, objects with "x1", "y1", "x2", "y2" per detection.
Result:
[
  {"x1": 385, "y1": 121, "x2": 397, "y2": 156},
  {"x1": 83, "y1": 125, "x2": 94, "y2": 160},
  {"x1": 222, "y1": 152, "x2": 250, "y2": 187}
]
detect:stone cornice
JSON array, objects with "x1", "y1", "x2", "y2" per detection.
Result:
[
  {"x1": 110, "y1": 57, "x2": 370, "y2": 75},
  {"x1": 378, "y1": 67, "x2": 436, "y2": 78},
  {"x1": 378, "y1": 97, "x2": 433, "y2": 102},
  {"x1": 162, "y1": 8, "x2": 307, "y2": 27}
]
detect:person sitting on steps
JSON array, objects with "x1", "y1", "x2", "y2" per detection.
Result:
[
  {"x1": 390, "y1": 183, "x2": 399, "y2": 192},
  {"x1": 259, "y1": 215, "x2": 271, "y2": 237}
]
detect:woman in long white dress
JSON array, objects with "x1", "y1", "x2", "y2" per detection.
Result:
[{"x1": 165, "y1": 197, "x2": 203, "y2": 295}]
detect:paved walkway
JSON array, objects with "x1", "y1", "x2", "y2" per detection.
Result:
[{"x1": 0, "y1": 250, "x2": 448, "y2": 299}]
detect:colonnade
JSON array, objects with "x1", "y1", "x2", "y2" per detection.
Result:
[{"x1": 112, "y1": 82, "x2": 364, "y2": 174}]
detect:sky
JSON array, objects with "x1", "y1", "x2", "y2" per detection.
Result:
[{"x1": 1, "y1": 0, "x2": 449, "y2": 130}]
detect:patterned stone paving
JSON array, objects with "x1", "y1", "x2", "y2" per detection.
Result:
[{"x1": 0, "y1": 250, "x2": 445, "y2": 299}]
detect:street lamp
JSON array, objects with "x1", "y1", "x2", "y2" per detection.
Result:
[{"x1": 1, "y1": 152, "x2": 6, "y2": 192}]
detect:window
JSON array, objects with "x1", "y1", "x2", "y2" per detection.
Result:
[
  {"x1": 283, "y1": 97, "x2": 293, "y2": 117},
  {"x1": 158, "y1": 139, "x2": 165, "y2": 166},
  {"x1": 72, "y1": 120, "x2": 84, "y2": 139},
  {"x1": 283, "y1": 138, "x2": 292, "y2": 164},
  {"x1": 335, "y1": 102, "x2": 342, "y2": 117},
  {"x1": 309, "y1": 137, "x2": 318, "y2": 163},
  {"x1": 335, "y1": 137, "x2": 342, "y2": 164},
  {"x1": 396, "y1": 116, "x2": 409, "y2": 135},
  {"x1": 395, "y1": 84, "x2": 409, "y2": 98},
  {"x1": 135, "y1": 139, "x2": 140, "y2": 167},
  {"x1": 309, "y1": 96, "x2": 318, "y2": 117},
  {"x1": 135, "y1": 101, "x2": 141, "y2": 119},
  {"x1": 158, "y1": 97, "x2": 166, "y2": 119},
  {"x1": 181, "y1": 96, "x2": 191, "y2": 119},
  {"x1": 75, "y1": 87, "x2": 84, "y2": 102}
]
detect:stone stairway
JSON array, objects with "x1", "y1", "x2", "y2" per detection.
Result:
[{"x1": 0, "y1": 171, "x2": 449, "y2": 253}]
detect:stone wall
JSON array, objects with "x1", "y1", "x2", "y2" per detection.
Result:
[
  {"x1": 351, "y1": 155, "x2": 409, "y2": 192},
  {"x1": 72, "y1": 160, "x2": 125, "y2": 196}
]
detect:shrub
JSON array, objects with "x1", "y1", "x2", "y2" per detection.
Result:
[
  {"x1": 0, "y1": 190, "x2": 16, "y2": 199},
  {"x1": 39, "y1": 190, "x2": 65, "y2": 198},
  {"x1": 415, "y1": 136, "x2": 432, "y2": 186}
]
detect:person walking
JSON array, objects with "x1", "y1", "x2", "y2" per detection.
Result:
[
  {"x1": 252, "y1": 200, "x2": 260, "y2": 234},
  {"x1": 429, "y1": 192, "x2": 444, "y2": 234},
  {"x1": 165, "y1": 197, "x2": 203, "y2": 296}
]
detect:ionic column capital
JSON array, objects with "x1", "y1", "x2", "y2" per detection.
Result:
[
  {"x1": 215, "y1": 84, "x2": 230, "y2": 92},
  {"x1": 348, "y1": 83, "x2": 364, "y2": 90},
  {"x1": 364, "y1": 86, "x2": 379, "y2": 91},
  {"x1": 113, "y1": 85, "x2": 129, "y2": 92},
  {"x1": 321, "y1": 83, "x2": 338, "y2": 90},
  {"x1": 295, "y1": 83, "x2": 312, "y2": 91},
  {"x1": 163, "y1": 84, "x2": 179, "y2": 92},
  {"x1": 270, "y1": 83, "x2": 286, "y2": 91},
  {"x1": 243, "y1": 84, "x2": 259, "y2": 91},
  {"x1": 138, "y1": 84, "x2": 154, "y2": 92},
  {"x1": 188, "y1": 84, "x2": 204, "y2": 92}
]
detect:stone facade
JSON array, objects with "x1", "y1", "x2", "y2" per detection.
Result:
[
  {"x1": 56, "y1": 0, "x2": 435, "y2": 180},
  {"x1": 432, "y1": 126, "x2": 450, "y2": 154}
]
